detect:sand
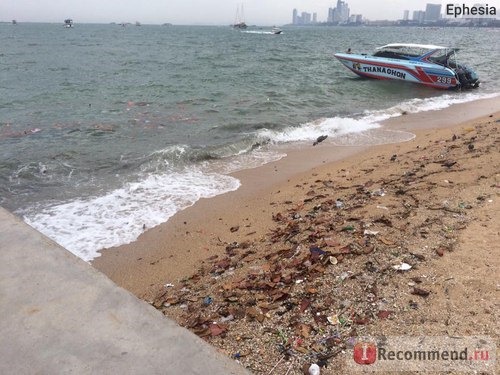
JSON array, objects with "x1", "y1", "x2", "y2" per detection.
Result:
[{"x1": 92, "y1": 96, "x2": 499, "y2": 374}]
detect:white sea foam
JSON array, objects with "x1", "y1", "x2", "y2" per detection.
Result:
[
  {"x1": 259, "y1": 92, "x2": 498, "y2": 144},
  {"x1": 24, "y1": 168, "x2": 240, "y2": 261}
]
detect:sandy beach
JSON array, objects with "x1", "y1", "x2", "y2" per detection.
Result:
[{"x1": 93, "y1": 96, "x2": 499, "y2": 374}]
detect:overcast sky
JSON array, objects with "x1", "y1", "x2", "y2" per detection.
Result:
[{"x1": 1, "y1": 0, "x2": 498, "y2": 25}]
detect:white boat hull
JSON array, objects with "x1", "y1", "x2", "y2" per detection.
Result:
[{"x1": 334, "y1": 53, "x2": 460, "y2": 89}]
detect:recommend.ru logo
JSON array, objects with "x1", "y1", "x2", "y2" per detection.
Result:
[{"x1": 347, "y1": 336, "x2": 496, "y2": 372}]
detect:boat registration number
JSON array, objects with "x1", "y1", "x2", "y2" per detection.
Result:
[{"x1": 435, "y1": 76, "x2": 453, "y2": 84}]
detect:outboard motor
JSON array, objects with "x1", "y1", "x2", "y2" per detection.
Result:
[{"x1": 456, "y1": 64, "x2": 480, "y2": 89}]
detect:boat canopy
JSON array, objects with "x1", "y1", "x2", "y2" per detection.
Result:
[
  {"x1": 373, "y1": 44, "x2": 460, "y2": 62},
  {"x1": 377, "y1": 43, "x2": 448, "y2": 50}
]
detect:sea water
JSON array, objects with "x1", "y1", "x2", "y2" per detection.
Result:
[{"x1": 1, "y1": 23, "x2": 498, "y2": 260}]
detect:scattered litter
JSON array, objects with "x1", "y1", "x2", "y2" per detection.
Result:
[
  {"x1": 377, "y1": 310, "x2": 393, "y2": 319},
  {"x1": 327, "y1": 314, "x2": 340, "y2": 325},
  {"x1": 411, "y1": 287, "x2": 430, "y2": 297},
  {"x1": 164, "y1": 283, "x2": 174, "y2": 288},
  {"x1": 335, "y1": 199, "x2": 344, "y2": 208},
  {"x1": 313, "y1": 135, "x2": 328, "y2": 146},
  {"x1": 338, "y1": 272, "x2": 350, "y2": 281},
  {"x1": 393, "y1": 263, "x2": 412, "y2": 271},
  {"x1": 341, "y1": 225, "x2": 355, "y2": 232},
  {"x1": 203, "y1": 296, "x2": 213, "y2": 306},
  {"x1": 148, "y1": 121, "x2": 495, "y2": 372},
  {"x1": 371, "y1": 188, "x2": 386, "y2": 196},
  {"x1": 220, "y1": 314, "x2": 234, "y2": 323},
  {"x1": 308, "y1": 363, "x2": 321, "y2": 375},
  {"x1": 309, "y1": 246, "x2": 326, "y2": 256},
  {"x1": 435, "y1": 247, "x2": 445, "y2": 257}
]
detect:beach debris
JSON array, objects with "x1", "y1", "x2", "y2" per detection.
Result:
[
  {"x1": 441, "y1": 160, "x2": 457, "y2": 168},
  {"x1": 148, "y1": 120, "x2": 498, "y2": 373},
  {"x1": 164, "y1": 283, "x2": 174, "y2": 288},
  {"x1": 308, "y1": 363, "x2": 321, "y2": 375},
  {"x1": 327, "y1": 314, "x2": 340, "y2": 325},
  {"x1": 341, "y1": 225, "x2": 355, "y2": 232},
  {"x1": 390, "y1": 154, "x2": 397, "y2": 162},
  {"x1": 313, "y1": 135, "x2": 328, "y2": 146},
  {"x1": 209, "y1": 323, "x2": 227, "y2": 336},
  {"x1": 335, "y1": 199, "x2": 344, "y2": 208},
  {"x1": 309, "y1": 246, "x2": 326, "y2": 257},
  {"x1": 230, "y1": 225, "x2": 239, "y2": 233},
  {"x1": 393, "y1": 263, "x2": 412, "y2": 271},
  {"x1": 468, "y1": 143, "x2": 475, "y2": 151},
  {"x1": 371, "y1": 188, "x2": 386, "y2": 196},
  {"x1": 411, "y1": 287, "x2": 430, "y2": 297},
  {"x1": 203, "y1": 296, "x2": 213, "y2": 306},
  {"x1": 377, "y1": 310, "x2": 394, "y2": 319}
]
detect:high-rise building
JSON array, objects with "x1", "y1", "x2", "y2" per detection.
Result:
[
  {"x1": 292, "y1": 9, "x2": 314, "y2": 25},
  {"x1": 424, "y1": 3, "x2": 441, "y2": 21},
  {"x1": 328, "y1": 0, "x2": 350, "y2": 23},
  {"x1": 301, "y1": 12, "x2": 312, "y2": 24},
  {"x1": 403, "y1": 10, "x2": 409, "y2": 20},
  {"x1": 313, "y1": 13, "x2": 317, "y2": 23},
  {"x1": 413, "y1": 10, "x2": 426, "y2": 23}
]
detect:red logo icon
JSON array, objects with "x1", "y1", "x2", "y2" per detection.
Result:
[{"x1": 353, "y1": 342, "x2": 377, "y2": 365}]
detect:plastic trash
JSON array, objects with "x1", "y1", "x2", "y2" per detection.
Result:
[
  {"x1": 203, "y1": 296, "x2": 213, "y2": 306},
  {"x1": 393, "y1": 263, "x2": 412, "y2": 271},
  {"x1": 309, "y1": 363, "x2": 321, "y2": 375},
  {"x1": 327, "y1": 314, "x2": 340, "y2": 325}
]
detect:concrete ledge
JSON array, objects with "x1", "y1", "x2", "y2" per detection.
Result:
[{"x1": 0, "y1": 208, "x2": 248, "y2": 374}]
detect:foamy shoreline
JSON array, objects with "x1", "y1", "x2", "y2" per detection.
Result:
[
  {"x1": 92, "y1": 94, "x2": 500, "y2": 299},
  {"x1": 22, "y1": 92, "x2": 499, "y2": 261}
]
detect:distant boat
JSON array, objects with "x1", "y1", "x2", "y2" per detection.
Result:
[
  {"x1": 135, "y1": 21, "x2": 141, "y2": 26},
  {"x1": 63, "y1": 19, "x2": 74, "y2": 28},
  {"x1": 12, "y1": 20, "x2": 17, "y2": 25},
  {"x1": 232, "y1": 4, "x2": 247, "y2": 29},
  {"x1": 271, "y1": 26, "x2": 282, "y2": 34}
]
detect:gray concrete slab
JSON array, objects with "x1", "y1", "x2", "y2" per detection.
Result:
[{"x1": 0, "y1": 207, "x2": 249, "y2": 375}]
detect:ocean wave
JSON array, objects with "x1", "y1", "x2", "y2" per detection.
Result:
[
  {"x1": 258, "y1": 91, "x2": 499, "y2": 144},
  {"x1": 23, "y1": 168, "x2": 240, "y2": 261}
]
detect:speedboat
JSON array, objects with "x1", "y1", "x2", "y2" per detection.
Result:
[
  {"x1": 334, "y1": 43, "x2": 479, "y2": 90},
  {"x1": 63, "y1": 19, "x2": 74, "y2": 28},
  {"x1": 271, "y1": 27, "x2": 283, "y2": 34}
]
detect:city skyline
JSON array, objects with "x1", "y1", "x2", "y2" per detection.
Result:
[{"x1": 3, "y1": 0, "x2": 497, "y2": 26}]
